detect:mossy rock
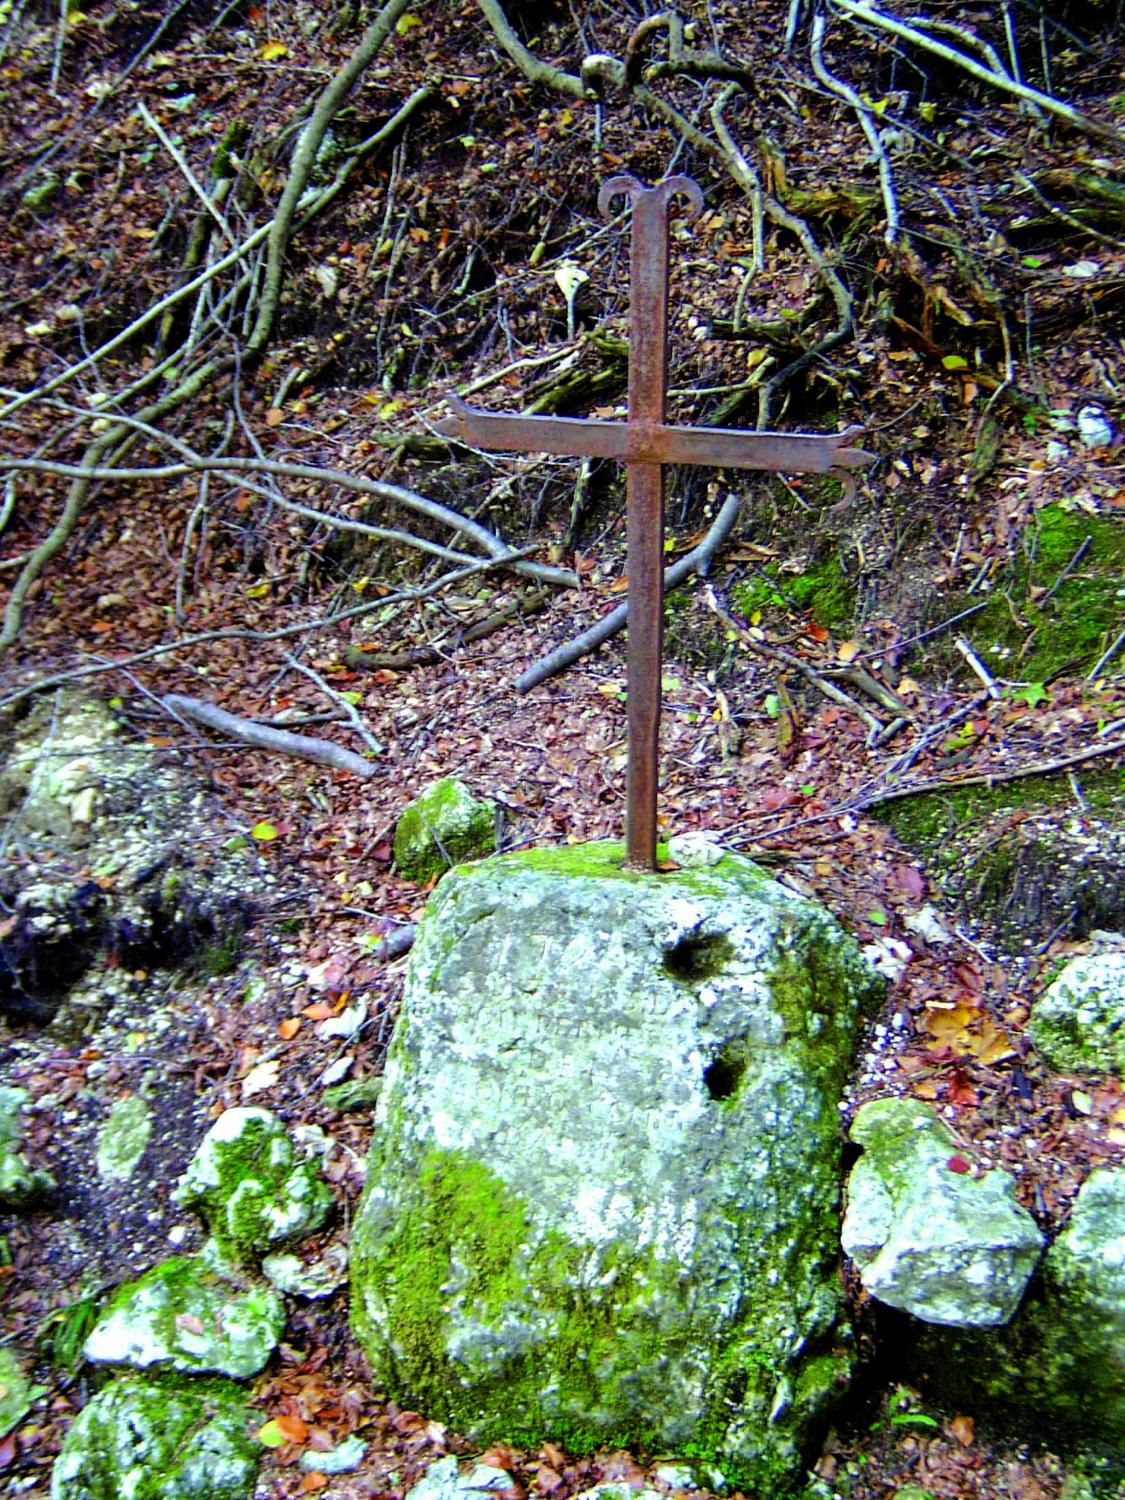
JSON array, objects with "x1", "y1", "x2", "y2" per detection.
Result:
[
  {"x1": 50, "y1": 1374, "x2": 259, "y2": 1500},
  {"x1": 175, "y1": 1106, "x2": 332, "y2": 1263},
  {"x1": 908, "y1": 1169, "x2": 1125, "y2": 1449},
  {"x1": 1029, "y1": 953, "x2": 1125, "y2": 1077},
  {"x1": 393, "y1": 777, "x2": 496, "y2": 883},
  {"x1": 83, "y1": 1247, "x2": 284, "y2": 1378},
  {"x1": 352, "y1": 841, "x2": 883, "y2": 1489}
]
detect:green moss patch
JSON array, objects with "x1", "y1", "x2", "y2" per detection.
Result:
[
  {"x1": 50, "y1": 1373, "x2": 259, "y2": 1500},
  {"x1": 733, "y1": 551, "x2": 856, "y2": 634},
  {"x1": 931, "y1": 504, "x2": 1124, "y2": 684}
]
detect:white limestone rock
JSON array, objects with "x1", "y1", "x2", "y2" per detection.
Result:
[
  {"x1": 351, "y1": 841, "x2": 884, "y2": 1490},
  {"x1": 842, "y1": 1097, "x2": 1043, "y2": 1327}
]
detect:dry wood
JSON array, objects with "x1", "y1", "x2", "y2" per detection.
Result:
[{"x1": 163, "y1": 693, "x2": 378, "y2": 777}]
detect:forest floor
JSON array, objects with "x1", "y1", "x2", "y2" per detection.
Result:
[{"x1": 1, "y1": 0, "x2": 1124, "y2": 1495}]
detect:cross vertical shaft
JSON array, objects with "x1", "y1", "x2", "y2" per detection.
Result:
[{"x1": 606, "y1": 176, "x2": 703, "y2": 869}]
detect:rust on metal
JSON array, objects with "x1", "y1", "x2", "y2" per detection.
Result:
[{"x1": 436, "y1": 174, "x2": 875, "y2": 873}]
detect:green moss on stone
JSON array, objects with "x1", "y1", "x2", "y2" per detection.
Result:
[
  {"x1": 82, "y1": 1248, "x2": 284, "y2": 1378},
  {"x1": 50, "y1": 1373, "x2": 259, "y2": 1500},
  {"x1": 95, "y1": 1094, "x2": 152, "y2": 1183},
  {"x1": 394, "y1": 777, "x2": 497, "y2": 883},
  {"x1": 175, "y1": 1107, "x2": 332, "y2": 1263},
  {"x1": 353, "y1": 1148, "x2": 688, "y2": 1455}
]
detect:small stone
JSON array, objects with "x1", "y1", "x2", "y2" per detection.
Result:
[
  {"x1": 262, "y1": 1242, "x2": 348, "y2": 1298},
  {"x1": 392, "y1": 777, "x2": 496, "y2": 883},
  {"x1": 1029, "y1": 952, "x2": 1125, "y2": 1078},
  {"x1": 842, "y1": 1098, "x2": 1043, "y2": 1326},
  {"x1": 83, "y1": 1246, "x2": 284, "y2": 1377},
  {"x1": 96, "y1": 1094, "x2": 153, "y2": 1183},
  {"x1": 0, "y1": 1085, "x2": 55, "y2": 1208},
  {"x1": 404, "y1": 1457, "x2": 514, "y2": 1500},
  {"x1": 175, "y1": 1106, "x2": 333, "y2": 1261},
  {"x1": 50, "y1": 1374, "x2": 258, "y2": 1499},
  {"x1": 299, "y1": 1434, "x2": 367, "y2": 1474},
  {"x1": 666, "y1": 832, "x2": 726, "y2": 867}
]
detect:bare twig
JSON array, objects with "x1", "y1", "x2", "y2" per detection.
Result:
[
  {"x1": 1088, "y1": 628, "x2": 1125, "y2": 682},
  {"x1": 831, "y1": 0, "x2": 1125, "y2": 148},
  {"x1": 810, "y1": 14, "x2": 900, "y2": 246},
  {"x1": 954, "y1": 634, "x2": 1002, "y2": 698},
  {"x1": 704, "y1": 586, "x2": 883, "y2": 736},
  {"x1": 137, "y1": 101, "x2": 236, "y2": 247},
  {"x1": 162, "y1": 693, "x2": 378, "y2": 777},
  {"x1": 283, "y1": 654, "x2": 383, "y2": 756},
  {"x1": 0, "y1": 454, "x2": 578, "y2": 590}
]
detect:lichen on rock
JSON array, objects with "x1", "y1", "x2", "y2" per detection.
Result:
[
  {"x1": 50, "y1": 1373, "x2": 259, "y2": 1499},
  {"x1": 175, "y1": 1105, "x2": 332, "y2": 1262},
  {"x1": 393, "y1": 776, "x2": 496, "y2": 883},
  {"x1": 82, "y1": 1244, "x2": 285, "y2": 1378},
  {"x1": 842, "y1": 1097, "x2": 1043, "y2": 1327},
  {"x1": 351, "y1": 841, "x2": 883, "y2": 1489},
  {"x1": 0, "y1": 1084, "x2": 55, "y2": 1207},
  {"x1": 95, "y1": 1093, "x2": 153, "y2": 1183},
  {"x1": 908, "y1": 1167, "x2": 1125, "y2": 1449},
  {"x1": 1029, "y1": 952, "x2": 1125, "y2": 1077}
]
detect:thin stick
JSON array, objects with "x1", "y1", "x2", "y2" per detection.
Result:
[
  {"x1": 0, "y1": 455, "x2": 578, "y2": 589},
  {"x1": 1088, "y1": 628, "x2": 1125, "y2": 681},
  {"x1": 810, "y1": 14, "x2": 900, "y2": 245},
  {"x1": 283, "y1": 654, "x2": 383, "y2": 756},
  {"x1": 136, "y1": 101, "x2": 236, "y2": 247},
  {"x1": 954, "y1": 634, "x2": 1002, "y2": 697},
  {"x1": 831, "y1": 0, "x2": 1124, "y2": 148},
  {"x1": 162, "y1": 693, "x2": 377, "y2": 777},
  {"x1": 704, "y1": 586, "x2": 883, "y2": 735}
]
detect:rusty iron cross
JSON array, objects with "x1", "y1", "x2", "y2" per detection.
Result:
[{"x1": 438, "y1": 174, "x2": 874, "y2": 872}]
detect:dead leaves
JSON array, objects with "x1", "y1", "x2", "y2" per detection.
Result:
[{"x1": 921, "y1": 1001, "x2": 1017, "y2": 1066}]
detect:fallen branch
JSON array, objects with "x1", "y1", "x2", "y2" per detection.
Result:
[
  {"x1": 703, "y1": 586, "x2": 883, "y2": 737},
  {"x1": 476, "y1": 0, "x2": 587, "y2": 99},
  {"x1": 855, "y1": 737, "x2": 1125, "y2": 809},
  {"x1": 345, "y1": 588, "x2": 547, "y2": 672},
  {"x1": 0, "y1": 454, "x2": 579, "y2": 591},
  {"x1": 810, "y1": 14, "x2": 900, "y2": 246},
  {"x1": 831, "y1": 0, "x2": 1125, "y2": 149},
  {"x1": 0, "y1": 549, "x2": 540, "y2": 714},
  {"x1": 163, "y1": 693, "x2": 378, "y2": 777},
  {"x1": 283, "y1": 654, "x2": 383, "y2": 756},
  {"x1": 516, "y1": 491, "x2": 742, "y2": 692}
]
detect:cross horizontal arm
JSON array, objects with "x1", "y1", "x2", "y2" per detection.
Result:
[{"x1": 437, "y1": 395, "x2": 874, "y2": 474}]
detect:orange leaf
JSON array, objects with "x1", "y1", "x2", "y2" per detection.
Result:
[
  {"x1": 278, "y1": 1017, "x2": 302, "y2": 1040},
  {"x1": 273, "y1": 1412, "x2": 309, "y2": 1444},
  {"x1": 301, "y1": 1001, "x2": 336, "y2": 1021},
  {"x1": 805, "y1": 621, "x2": 829, "y2": 642},
  {"x1": 949, "y1": 1413, "x2": 974, "y2": 1446},
  {"x1": 302, "y1": 1475, "x2": 329, "y2": 1493},
  {"x1": 265, "y1": 407, "x2": 285, "y2": 427},
  {"x1": 90, "y1": 620, "x2": 113, "y2": 633}
]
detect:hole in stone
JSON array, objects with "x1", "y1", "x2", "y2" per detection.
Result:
[
  {"x1": 663, "y1": 932, "x2": 734, "y2": 983},
  {"x1": 703, "y1": 1044, "x2": 747, "y2": 1102}
]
